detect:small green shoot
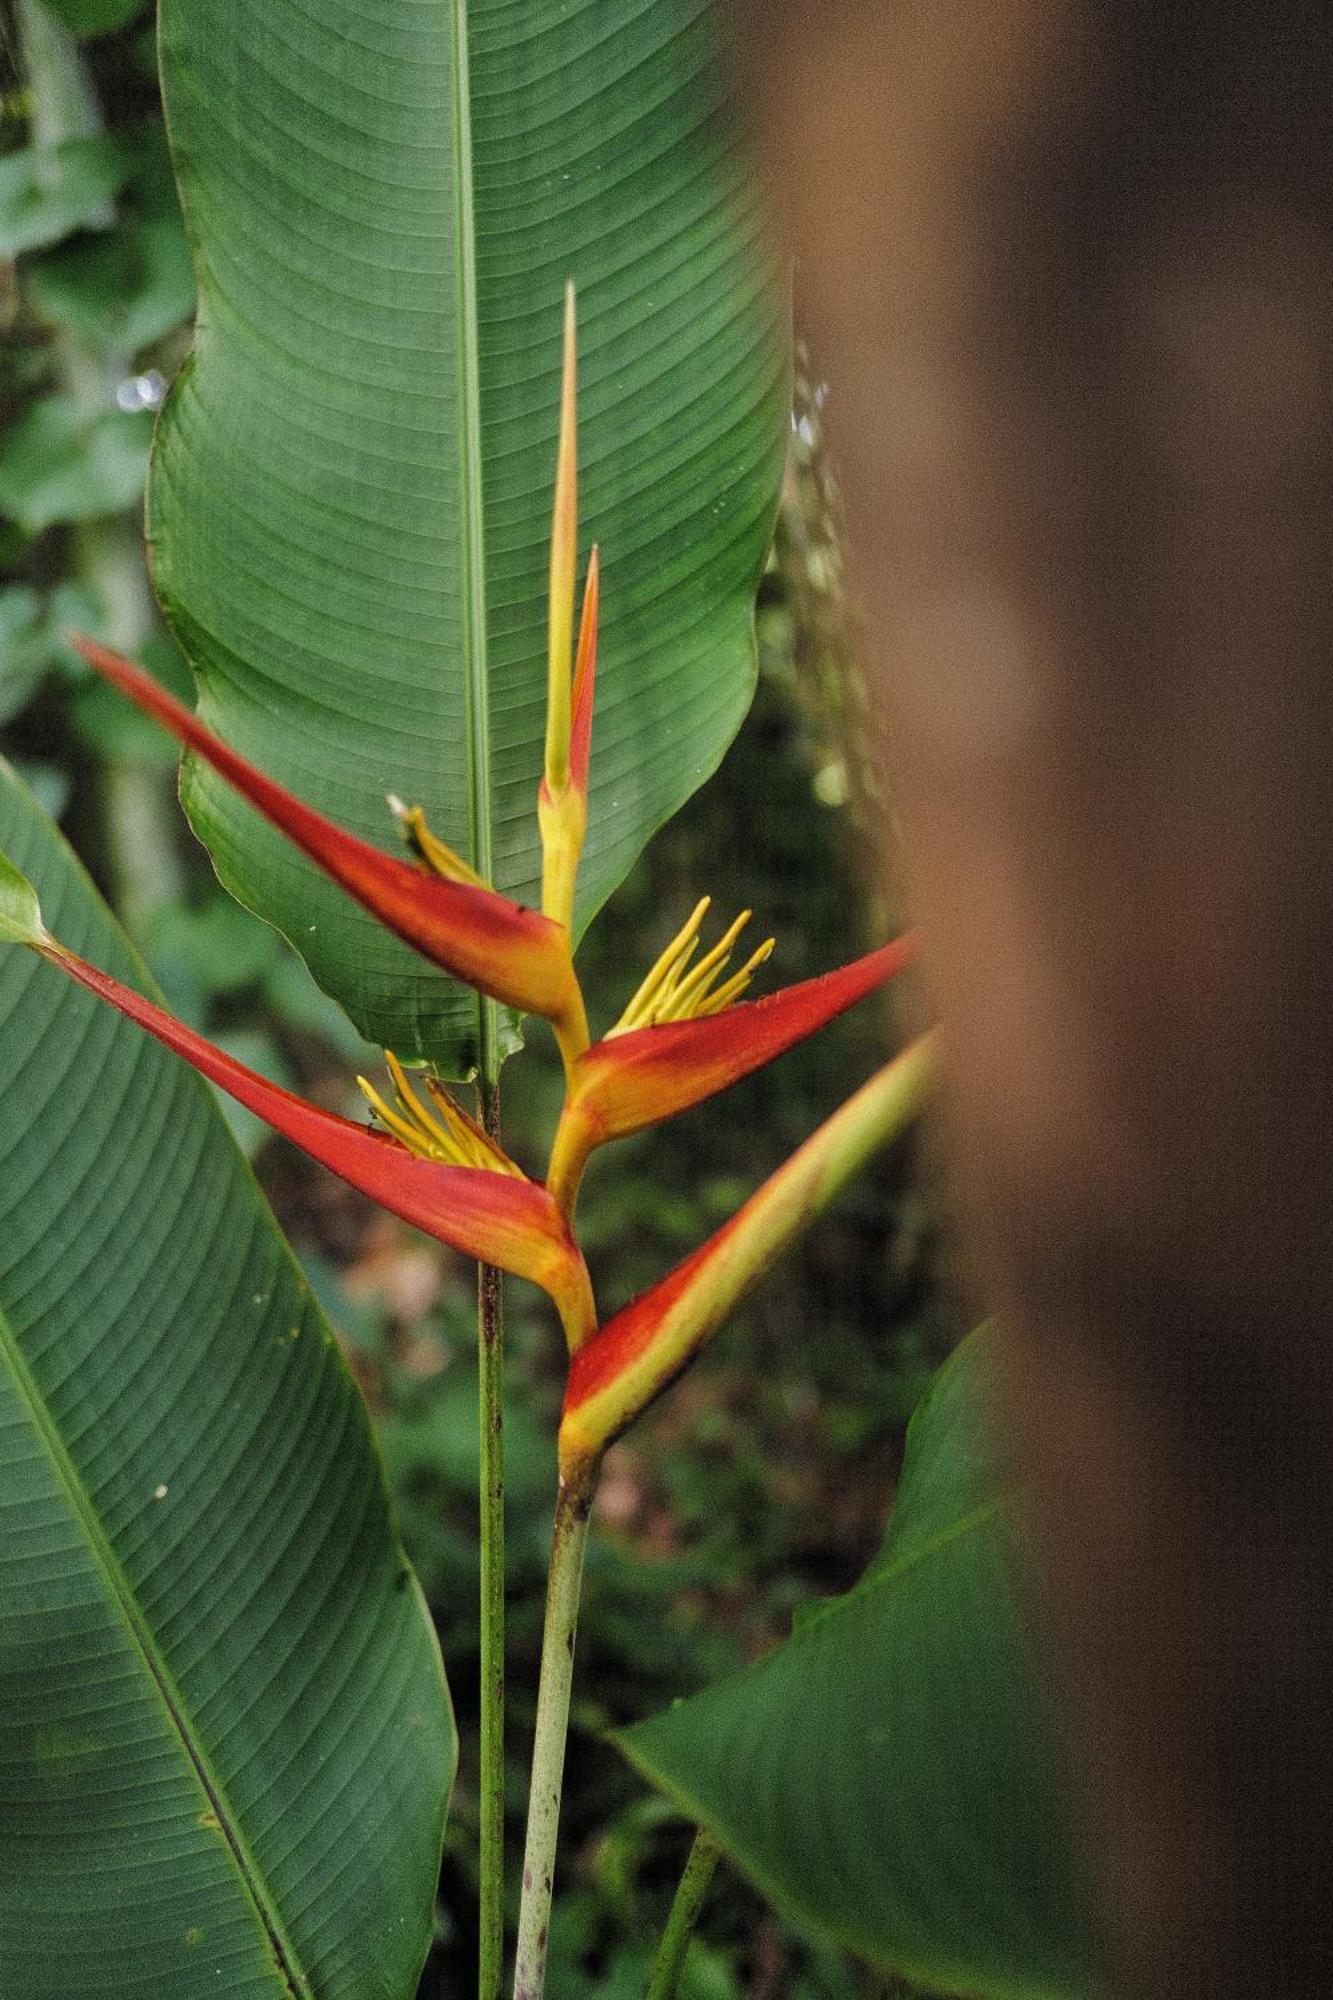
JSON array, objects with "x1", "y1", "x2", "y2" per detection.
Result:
[{"x1": 0, "y1": 847, "x2": 47, "y2": 948}]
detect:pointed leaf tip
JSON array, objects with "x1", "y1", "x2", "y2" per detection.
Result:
[{"x1": 0, "y1": 846, "x2": 47, "y2": 947}]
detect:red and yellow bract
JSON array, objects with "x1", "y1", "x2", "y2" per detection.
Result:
[
  {"x1": 558, "y1": 1034, "x2": 936, "y2": 1477},
  {"x1": 547, "y1": 933, "x2": 921, "y2": 1211},
  {"x1": 37, "y1": 933, "x2": 597, "y2": 1350},
  {"x1": 70, "y1": 635, "x2": 591, "y2": 1070}
]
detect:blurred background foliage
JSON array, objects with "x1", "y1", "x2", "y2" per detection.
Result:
[{"x1": 0, "y1": 4, "x2": 964, "y2": 1993}]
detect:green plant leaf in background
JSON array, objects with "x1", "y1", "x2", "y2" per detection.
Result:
[
  {"x1": 0, "y1": 588, "x2": 51, "y2": 723},
  {"x1": 0, "y1": 762, "x2": 453, "y2": 1998},
  {"x1": 0, "y1": 131, "x2": 134, "y2": 256},
  {"x1": 0, "y1": 393, "x2": 153, "y2": 534},
  {"x1": 150, "y1": 0, "x2": 788, "y2": 1074},
  {"x1": 24, "y1": 122, "x2": 196, "y2": 355},
  {"x1": 27, "y1": 215, "x2": 194, "y2": 353},
  {"x1": 617, "y1": 1327, "x2": 1105, "y2": 2000},
  {"x1": 38, "y1": 0, "x2": 147, "y2": 36}
]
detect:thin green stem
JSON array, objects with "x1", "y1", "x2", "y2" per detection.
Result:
[
  {"x1": 16, "y1": 0, "x2": 101, "y2": 146},
  {"x1": 477, "y1": 1065, "x2": 505, "y2": 2000},
  {"x1": 80, "y1": 518, "x2": 186, "y2": 936},
  {"x1": 512, "y1": 1472, "x2": 594, "y2": 2000},
  {"x1": 646, "y1": 1829, "x2": 721, "y2": 2000}
]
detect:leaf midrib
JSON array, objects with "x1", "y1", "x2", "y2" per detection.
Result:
[
  {"x1": 447, "y1": 0, "x2": 497, "y2": 1078},
  {"x1": 0, "y1": 1299, "x2": 309, "y2": 1999},
  {"x1": 793, "y1": 1490, "x2": 1015, "y2": 1640}
]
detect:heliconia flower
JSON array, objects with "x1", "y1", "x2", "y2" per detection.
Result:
[
  {"x1": 546, "y1": 909, "x2": 920, "y2": 1212},
  {"x1": 356, "y1": 1048, "x2": 522, "y2": 1176},
  {"x1": 558, "y1": 1033, "x2": 936, "y2": 1480},
  {"x1": 68, "y1": 634, "x2": 592, "y2": 1070},
  {"x1": 0, "y1": 847, "x2": 597, "y2": 1349},
  {"x1": 537, "y1": 285, "x2": 599, "y2": 937}
]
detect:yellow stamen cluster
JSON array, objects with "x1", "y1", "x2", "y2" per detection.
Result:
[
  {"x1": 358, "y1": 1050, "x2": 521, "y2": 1175},
  {"x1": 387, "y1": 795, "x2": 488, "y2": 891},
  {"x1": 608, "y1": 897, "x2": 774, "y2": 1037}
]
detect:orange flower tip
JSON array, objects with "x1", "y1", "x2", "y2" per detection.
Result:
[
  {"x1": 32, "y1": 937, "x2": 586, "y2": 1301},
  {"x1": 539, "y1": 542, "x2": 598, "y2": 931}
]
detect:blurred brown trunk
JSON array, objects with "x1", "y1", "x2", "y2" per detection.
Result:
[{"x1": 737, "y1": 5, "x2": 1333, "y2": 1995}]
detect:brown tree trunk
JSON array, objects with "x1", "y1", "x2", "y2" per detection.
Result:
[{"x1": 737, "y1": 6, "x2": 1333, "y2": 1995}]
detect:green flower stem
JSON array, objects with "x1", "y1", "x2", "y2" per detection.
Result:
[
  {"x1": 512, "y1": 1470, "x2": 594, "y2": 2000},
  {"x1": 478, "y1": 1060, "x2": 506, "y2": 2000},
  {"x1": 16, "y1": 0, "x2": 101, "y2": 147},
  {"x1": 646, "y1": 1828, "x2": 721, "y2": 2000},
  {"x1": 83, "y1": 522, "x2": 186, "y2": 935}
]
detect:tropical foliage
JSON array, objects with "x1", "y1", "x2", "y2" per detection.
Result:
[{"x1": 0, "y1": 5, "x2": 1098, "y2": 1998}]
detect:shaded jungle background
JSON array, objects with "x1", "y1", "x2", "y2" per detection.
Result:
[{"x1": 0, "y1": 5, "x2": 965, "y2": 1993}]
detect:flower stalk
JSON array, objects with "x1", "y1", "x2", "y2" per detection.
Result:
[
  {"x1": 477, "y1": 1069, "x2": 507, "y2": 2000},
  {"x1": 512, "y1": 1039, "x2": 933, "y2": 1999},
  {"x1": 512, "y1": 1470, "x2": 595, "y2": 2000},
  {"x1": 646, "y1": 1828, "x2": 722, "y2": 2000}
]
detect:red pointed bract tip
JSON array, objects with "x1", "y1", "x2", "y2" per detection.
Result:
[
  {"x1": 548, "y1": 934, "x2": 919, "y2": 1212},
  {"x1": 537, "y1": 549, "x2": 598, "y2": 935},
  {"x1": 41, "y1": 939, "x2": 596, "y2": 1346},
  {"x1": 569, "y1": 546, "x2": 598, "y2": 796},
  {"x1": 70, "y1": 636, "x2": 588, "y2": 1046},
  {"x1": 559, "y1": 1035, "x2": 936, "y2": 1477}
]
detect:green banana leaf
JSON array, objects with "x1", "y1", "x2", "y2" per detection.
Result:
[
  {"x1": 150, "y1": 0, "x2": 788, "y2": 1075},
  {"x1": 0, "y1": 762, "x2": 453, "y2": 1999},
  {"x1": 617, "y1": 1327, "x2": 1105, "y2": 2000}
]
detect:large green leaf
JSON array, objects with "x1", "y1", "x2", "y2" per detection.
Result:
[
  {"x1": 617, "y1": 1328, "x2": 1104, "y2": 1999},
  {"x1": 0, "y1": 762, "x2": 452, "y2": 1998},
  {"x1": 149, "y1": 0, "x2": 787, "y2": 1075}
]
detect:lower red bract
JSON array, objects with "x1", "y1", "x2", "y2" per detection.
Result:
[{"x1": 44, "y1": 941, "x2": 582, "y2": 1301}]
